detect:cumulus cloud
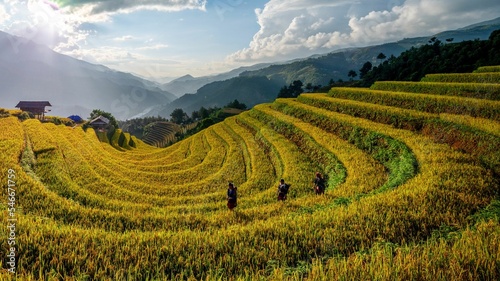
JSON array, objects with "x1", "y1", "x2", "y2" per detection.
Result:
[
  {"x1": 227, "y1": 0, "x2": 500, "y2": 63},
  {"x1": 0, "y1": 5, "x2": 10, "y2": 24},
  {"x1": 0, "y1": 0, "x2": 202, "y2": 65}
]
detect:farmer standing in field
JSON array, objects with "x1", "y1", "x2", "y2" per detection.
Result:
[
  {"x1": 277, "y1": 178, "x2": 290, "y2": 201},
  {"x1": 227, "y1": 182, "x2": 237, "y2": 210},
  {"x1": 313, "y1": 172, "x2": 325, "y2": 195}
]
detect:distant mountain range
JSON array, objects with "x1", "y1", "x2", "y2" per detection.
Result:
[
  {"x1": 1, "y1": 17, "x2": 499, "y2": 121},
  {"x1": 157, "y1": 76, "x2": 282, "y2": 117},
  {"x1": 0, "y1": 31, "x2": 176, "y2": 120},
  {"x1": 161, "y1": 62, "x2": 276, "y2": 97}
]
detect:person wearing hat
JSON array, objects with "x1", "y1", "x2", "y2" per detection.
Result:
[
  {"x1": 313, "y1": 172, "x2": 325, "y2": 195},
  {"x1": 227, "y1": 182, "x2": 237, "y2": 210},
  {"x1": 277, "y1": 178, "x2": 290, "y2": 201}
]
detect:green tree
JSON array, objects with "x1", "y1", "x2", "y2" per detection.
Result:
[
  {"x1": 305, "y1": 83, "x2": 313, "y2": 92},
  {"x1": 290, "y1": 80, "x2": 304, "y2": 97},
  {"x1": 377, "y1": 53, "x2": 387, "y2": 60},
  {"x1": 359, "y1": 61, "x2": 373, "y2": 79},
  {"x1": 277, "y1": 80, "x2": 304, "y2": 98},
  {"x1": 225, "y1": 99, "x2": 247, "y2": 110},
  {"x1": 277, "y1": 85, "x2": 291, "y2": 98},
  {"x1": 191, "y1": 110, "x2": 201, "y2": 121},
  {"x1": 170, "y1": 108, "x2": 189, "y2": 124},
  {"x1": 198, "y1": 107, "x2": 210, "y2": 119},
  {"x1": 347, "y1": 70, "x2": 357, "y2": 80}
]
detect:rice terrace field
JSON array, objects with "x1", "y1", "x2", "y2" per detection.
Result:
[{"x1": 1, "y1": 66, "x2": 500, "y2": 280}]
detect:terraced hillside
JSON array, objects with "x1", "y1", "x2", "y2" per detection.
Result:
[
  {"x1": 142, "y1": 121, "x2": 181, "y2": 147},
  {"x1": 142, "y1": 121, "x2": 198, "y2": 148},
  {"x1": 1, "y1": 66, "x2": 499, "y2": 280}
]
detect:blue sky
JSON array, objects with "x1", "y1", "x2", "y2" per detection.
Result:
[{"x1": 1, "y1": 0, "x2": 500, "y2": 79}]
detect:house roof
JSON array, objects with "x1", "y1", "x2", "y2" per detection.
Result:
[
  {"x1": 15, "y1": 101, "x2": 52, "y2": 108},
  {"x1": 89, "y1": 115, "x2": 110, "y2": 124}
]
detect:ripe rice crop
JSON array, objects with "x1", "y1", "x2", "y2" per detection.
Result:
[
  {"x1": 296, "y1": 93, "x2": 500, "y2": 176},
  {"x1": 473, "y1": 65, "x2": 500, "y2": 73},
  {"x1": 0, "y1": 67, "x2": 499, "y2": 280},
  {"x1": 421, "y1": 72, "x2": 500, "y2": 83},
  {"x1": 328, "y1": 87, "x2": 500, "y2": 120},
  {"x1": 371, "y1": 81, "x2": 500, "y2": 100}
]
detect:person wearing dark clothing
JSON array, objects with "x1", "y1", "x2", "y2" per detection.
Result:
[
  {"x1": 313, "y1": 172, "x2": 325, "y2": 195},
  {"x1": 227, "y1": 182, "x2": 237, "y2": 210},
  {"x1": 277, "y1": 179, "x2": 290, "y2": 201}
]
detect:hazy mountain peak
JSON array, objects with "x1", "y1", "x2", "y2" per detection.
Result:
[
  {"x1": 458, "y1": 16, "x2": 500, "y2": 30},
  {"x1": 0, "y1": 30, "x2": 175, "y2": 120},
  {"x1": 175, "y1": 74, "x2": 195, "y2": 82}
]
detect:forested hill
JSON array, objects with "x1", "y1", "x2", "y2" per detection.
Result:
[{"x1": 360, "y1": 29, "x2": 500, "y2": 86}]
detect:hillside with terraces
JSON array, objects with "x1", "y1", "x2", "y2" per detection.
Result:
[
  {"x1": 0, "y1": 66, "x2": 499, "y2": 280},
  {"x1": 141, "y1": 121, "x2": 182, "y2": 148}
]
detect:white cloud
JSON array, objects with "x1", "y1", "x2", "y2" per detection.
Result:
[
  {"x1": 137, "y1": 44, "x2": 169, "y2": 51},
  {"x1": 64, "y1": 0, "x2": 207, "y2": 16},
  {"x1": 0, "y1": 0, "x2": 200, "y2": 77},
  {"x1": 0, "y1": 5, "x2": 10, "y2": 24},
  {"x1": 113, "y1": 35, "x2": 135, "y2": 42},
  {"x1": 227, "y1": 0, "x2": 500, "y2": 63},
  {"x1": 0, "y1": 0, "x2": 94, "y2": 53}
]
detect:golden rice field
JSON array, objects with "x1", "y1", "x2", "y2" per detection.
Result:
[{"x1": 1, "y1": 66, "x2": 499, "y2": 280}]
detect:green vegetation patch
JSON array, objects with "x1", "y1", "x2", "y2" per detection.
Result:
[
  {"x1": 271, "y1": 99, "x2": 418, "y2": 193},
  {"x1": 371, "y1": 81, "x2": 500, "y2": 100}
]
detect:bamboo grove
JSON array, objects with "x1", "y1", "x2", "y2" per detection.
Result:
[{"x1": 0, "y1": 66, "x2": 499, "y2": 280}]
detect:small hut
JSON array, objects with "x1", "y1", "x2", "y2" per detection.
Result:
[
  {"x1": 15, "y1": 101, "x2": 52, "y2": 120},
  {"x1": 89, "y1": 115, "x2": 110, "y2": 131}
]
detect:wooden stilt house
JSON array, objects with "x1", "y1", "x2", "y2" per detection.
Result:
[
  {"x1": 15, "y1": 101, "x2": 52, "y2": 120},
  {"x1": 89, "y1": 115, "x2": 110, "y2": 131}
]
